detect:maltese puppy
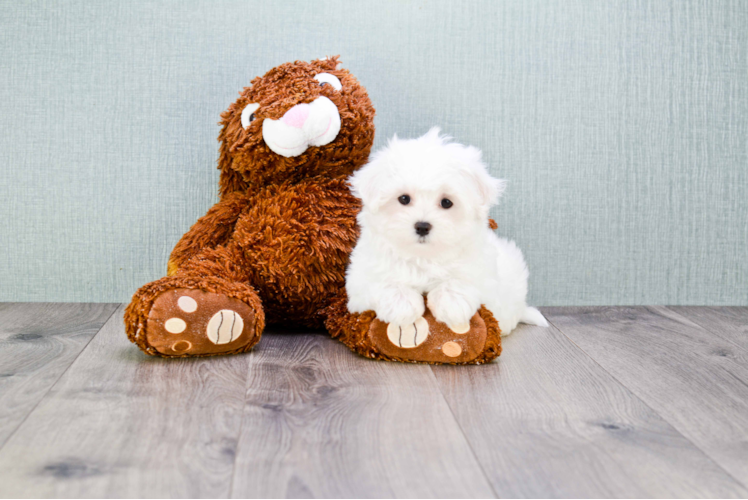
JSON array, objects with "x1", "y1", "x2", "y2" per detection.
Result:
[{"x1": 346, "y1": 128, "x2": 547, "y2": 336}]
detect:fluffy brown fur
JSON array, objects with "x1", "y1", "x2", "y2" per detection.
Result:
[{"x1": 124, "y1": 57, "x2": 501, "y2": 363}]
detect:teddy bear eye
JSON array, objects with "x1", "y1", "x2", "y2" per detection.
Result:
[
  {"x1": 240, "y1": 103, "x2": 260, "y2": 129},
  {"x1": 398, "y1": 195, "x2": 411, "y2": 205},
  {"x1": 314, "y1": 73, "x2": 342, "y2": 91},
  {"x1": 440, "y1": 198, "x2": 453, "y2": 209}
]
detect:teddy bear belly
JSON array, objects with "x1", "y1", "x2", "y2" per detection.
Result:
[
  {"x1": 230, "y1": 186, "x2": 360, "y2": 327},
  {"x1": 238, "y1": 233, "x2": 351, "y2": 327}
]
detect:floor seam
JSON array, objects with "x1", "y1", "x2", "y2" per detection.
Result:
[
  {"x1": 662, "y1": 306, "x2": 748, "y2": 355},
  {"x1": 226, "y1": 346, "x2": 256, "y2": 499},
  {"x1": 428, "y1": 365, "x2": 501, "y2": 499},
  {"x1": 0, "y1": 303, "x2": 120, "y2": 454},
  {"x1": 544, "y1": 309, "x2": 748, "y2": 493}
]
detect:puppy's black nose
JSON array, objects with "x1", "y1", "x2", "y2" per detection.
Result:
[{"x1": 414, "y1": 221, "x2": 432, "y2": 236}]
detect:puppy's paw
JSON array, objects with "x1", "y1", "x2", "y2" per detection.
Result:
[
  {"x1": 374, "y1": 286, "x2": 425, "y2": 326},
  {"x1": 427, "y1": 283, "x2": 481, "y2": 333}
]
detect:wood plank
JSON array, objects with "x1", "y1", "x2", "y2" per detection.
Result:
[
  {"x1": 0, "y1": 305, "x2": 250, "y2": 498},
  {"x1": 432, "y1": 322, "x2": 747, "y2": 498},
  {"x1": 230, "y1": 330, "x2": 496, "y2": 498},
  {"x1": 0, "y1": 303, "x2": 118, "y2": 449},
  {"x1": 545, "y1": 306, "x2": 748, "y2": 490},
  {"x1": 667, "y1": 307, "x2": 748, "y2": 352}
]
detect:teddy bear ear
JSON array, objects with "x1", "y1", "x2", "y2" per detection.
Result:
[{"x1": 318, "y1": 55, "x2": 343, "y2": 70}]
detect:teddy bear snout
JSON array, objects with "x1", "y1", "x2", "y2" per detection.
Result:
[
  {"x1": 281, "y1": 104, "x2": 310, "y2": 129},
  {"x1": 262, "y1": 96, "x2": 341, "y2": 158}
]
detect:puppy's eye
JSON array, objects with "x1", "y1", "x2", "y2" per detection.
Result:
[
  {"x1": 398, "y1": 195, "x2": 411, "y2": 205},
  {"x1": 241, "y1": 103, "x2": 260, "y2": 129},
  {"x1": 440, "y1": 198, "x2": 453, "y2": 209},
  {"x1": 314, "y1": 73, "x2": 343, "y2": 91}
]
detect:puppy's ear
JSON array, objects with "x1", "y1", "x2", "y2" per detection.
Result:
[
  {"x1": 471, "y1": 168, "x2": 506, "y2": 208},
  {"x1": 349, "y1": 157, "x2": 389, "y2": 211},
  {"x1": 458, "y1": 145, "x2": 506, "y2": 210},
  {"x1": 350, "y1": 135, "x2": 401, "y2": 211},
  {"x1": 423, "y1": 126, "x2": 442, "y2": 141}
]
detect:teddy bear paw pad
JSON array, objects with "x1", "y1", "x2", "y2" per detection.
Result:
[
  {"x1": 449, "y1": 323, "x2": 470, "y2": 334},
  {"x1": 146, "y1": 289, "x2": 257, "y2": 356},
  {"x1": 386, "y1": 317, "x2": 429, "y2": 348},
  {"x1": 369, "y1": 307, "x2": 488, "y2": 363},
  {"x1": 206, "y1": 310, "x2": 244, "y2": 345}
]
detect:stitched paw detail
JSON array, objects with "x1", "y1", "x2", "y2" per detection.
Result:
[
  {"x1": 206, "y1": 310, "x2": 244, "y2": 345},
  {"x1": 386, "y1": 317, "x2": 429, "y2": 348},
  {"x1": 369, "y1": 304, "x2": 488, "y2": 363},
  {"x1": 146, "y1": 289, "x2": 258, "y2": 356}
]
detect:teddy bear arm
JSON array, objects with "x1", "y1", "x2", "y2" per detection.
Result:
[{"x1": 167, "y1": 190, "x2": 255, "y2": 276}]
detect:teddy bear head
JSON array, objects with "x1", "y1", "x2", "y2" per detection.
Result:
[{"x1": 218, "y1": 56, "x2": 376, "y2": 196}]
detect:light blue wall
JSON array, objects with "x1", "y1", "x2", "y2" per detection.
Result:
[{"x1": 1, "y1": 0, "x2": 746, "y2": 305}]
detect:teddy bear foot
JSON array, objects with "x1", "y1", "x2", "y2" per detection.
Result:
[
  {"x1": 325, "y1": 294, "x2": 502, "y2": 365},
  {"x1": 366, "y1": 306, "x2": 500, "y2": 364},
  {"x1": 144, "y1": 288, "x2": 260, "y2": 357}
]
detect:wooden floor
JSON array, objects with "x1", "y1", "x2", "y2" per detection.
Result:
[{"x1": 0, "y1": 304, "x2": 747, "y2": 498}]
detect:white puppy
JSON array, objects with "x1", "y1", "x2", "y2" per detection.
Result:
[{"x1": 346, "y1": 128, "x2": 547, "y2": 336}]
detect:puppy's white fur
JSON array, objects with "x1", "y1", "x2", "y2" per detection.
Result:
[{"x1": 346, "y1": 128, "x2": 547, "y2": 335}]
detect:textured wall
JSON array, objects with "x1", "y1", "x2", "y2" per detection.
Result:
[{"x1": 1, "y1": 0, "x2": 746, "y2": 305}]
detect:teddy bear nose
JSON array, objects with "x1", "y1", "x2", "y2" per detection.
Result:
[
  {"x1": 414, "y1": 221, "x2": 432, "y2": 236},
  {"x1": 281, "y1": 104, "x2": 310, "y2": 129}
]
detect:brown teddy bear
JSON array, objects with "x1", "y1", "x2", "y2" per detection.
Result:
[{"x1": 124, "y1": 57, "x2": 501, "y2": 364}]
